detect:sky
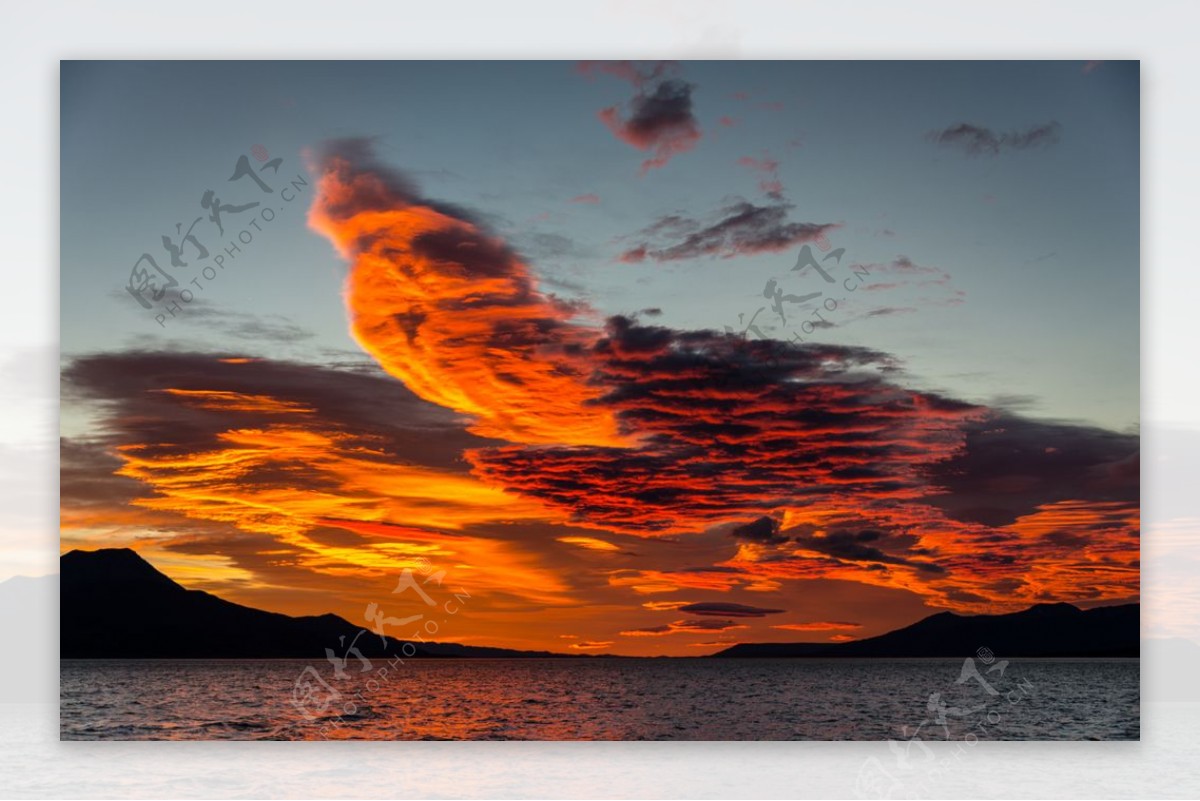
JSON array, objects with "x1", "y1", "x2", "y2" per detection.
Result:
[{"x1": 59, "y1": 60, "x2": 1140, "y2": 655}]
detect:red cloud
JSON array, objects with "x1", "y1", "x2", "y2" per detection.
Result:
[{"x1": 583, "y1": 63, "x2": 702, "y2": 173}]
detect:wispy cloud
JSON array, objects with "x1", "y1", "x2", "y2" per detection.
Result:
[
  {"x1": 618, "y1": 201, "x2": 836, "y2": 263},
  {"x1": 926, "y1": 122, "x2": 1062, "y2": 156}
]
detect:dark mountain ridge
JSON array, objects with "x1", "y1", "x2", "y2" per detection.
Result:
[
  {"x1": 61, "y1": 548, "x2": 1138, "y2": 659},
  {"x1": 714, "y1": 601, "x2": 1139, "y2": 658},
  {"x1": 61, "y1": 548, "x2": 567, "y2": 659}
]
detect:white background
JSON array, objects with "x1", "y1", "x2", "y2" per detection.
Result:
[{"x1": 2, "y1": 0, "x2": 1198, "y2": 797}]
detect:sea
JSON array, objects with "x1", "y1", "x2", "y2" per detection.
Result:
[{"x1": 59, "y1": 657, "x2": 1140, "y2": 741}]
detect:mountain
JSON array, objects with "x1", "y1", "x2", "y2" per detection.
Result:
[
  {"x1": 60, "y1": 548, "x2": 570, "y2": 659},
  {"x1": 61, "y1": 548, "x2": 1139, "y2": 660},
  {"x1": 713, "y1": 602, "x2": 1139, "y2": 658}
]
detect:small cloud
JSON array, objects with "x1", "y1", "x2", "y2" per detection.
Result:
[
  {"x1": 556, "y1": 536, "x2": 621, "y2": 552},
  {"x1": 677, "y1": 602, "x2": 785, "y2": 618},
  {"x1": 599, "y1": 79, "x2": 702, "y2": 173},
  {"x1": 729, "y1": 516, "x2": 789, "y2": 545},
  {"x1": 577, "y1": 60, "x2": 673, "y2": 87},
  {"x1": 619, "y1": 245, "x2": 648, "y2": 264},
  {"x1": 569, "y1": 640, "x2": 613, "y2": 650},
  {"x1": 927, "y1": 122, "x2": 1062, "y2": 157},
  {"x1": 770, "y1": 621, "x2": 862, "y2": 632},
  {"x1": 1024, "y1": 251, "x2": 1058, "y2": 265},
  {"x1": 620, "y1": 618, "x2": 749, "y2": 637},
  {"x1": 737, "y1": 153, "x2": 784, "y2": 198},
  {"x1": 569, "y1": 193, "x2": 601, "y2": 205},
  {"x1": 1082, "y1": 61, "x2": 1103, "y2": 74},
  {"x1": 582, "y1": 62, "x2": 701, "y2": 173},
  {"x1": 619, "y1": 201, "x2": 836, "y2": 263},
  {"x1": 642, "y1": 600, "x2": 693, "y2": 611}
]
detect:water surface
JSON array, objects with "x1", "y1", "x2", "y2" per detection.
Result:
[{"x1": 60, "y1": 658, "x2": 1139, "y2": 740}]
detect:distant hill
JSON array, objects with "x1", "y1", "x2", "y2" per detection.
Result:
[
  {"x1": 61, "y1": 548, "x2": 571, "y2": 659},
  {"x1": 714, "y1": 602, "x2": 1139, "y2": 658},
  {"x1": 60, "y1": 548, "x2": 1139, "y2": 660}
]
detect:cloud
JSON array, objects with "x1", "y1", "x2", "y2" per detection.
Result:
[
  {"x1": 641, "y1": 600, "x2": 693, "y2": 611},
  {"x1": 926, "y1": 122, "x2": 1062, "y2": 156},
  {"x1": 66, "y1": 144, "x2": 1142, "y2": 630},
  {"x1": 576, "y1": 61, "x2": 673, "y2": 88},
  {"x1": 924, "y1": 414, "x2": 1139, "y2": 527},
  {"x1": 155, "y1": 300, "x2": 315, "y2": 344},
  {"x1": 620, "y1": 618, "x2": 748, "y2": 636},
  {"x1": 615, "y1": 150, "x2": 829, "y2": 264},
  {"x1": 307, "y1": 138, "x2": 625, "y2": 448},
  {"x1": 59, "y1": 350, "x2": 573, "y2": 608},
  {"x1": 737, "y1": 154, "x2": 783, "y2": 198},
  {"x1": 569, "y1": 640, "x2": 613, "y2": 650},
  {"x1": 557, "y1": 536, "x2": 621, "y2": 552},
  {"x1": 569, "y1": 193, "x2": 601, "y2": 205},
  {"x1": 300, "y1": 142, "x2": 1141, "y2": 614},
  {"x1": 729, "y1": 516, "x2": 789, "y2": 545},
  {"x1": 676, "y1": 602, "x2": 785, "y2": 618},
  {"x1": 468, "y1": 315, "x2": 982, "y2": 534},
  {"x1": 770, "y1": 621, "x2": 862, "y2": 631},
  {"x1": 582, "y1": 62, "x2": 701, "y2": 173},
  {"x1": 789, "y1": 528, "x2": 947, "y2": 575},
  {"x1": 619, "y1": 201, "x2": 837, "y2": 263}
]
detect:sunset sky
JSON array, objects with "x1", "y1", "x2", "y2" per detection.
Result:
[{"x1": 60, "y1": 60, "x2": 1139, "y2": 655}]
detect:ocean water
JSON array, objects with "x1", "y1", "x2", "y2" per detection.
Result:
[{"x1": 59, "y1": 658, "x2": 1139, "y2": 741}]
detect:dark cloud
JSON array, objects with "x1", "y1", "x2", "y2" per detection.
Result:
[
  {"x1": 729, "y1": 516, "x2": 789, "y2": 545},
  {"x1": 620, "y1": 618, "x2": 748, "y2": 636},
  {"x1": 788, "y1": 528, "x2": 947, "y2": 575},
  {"x1": 469, "y1": 316, "x2": 981, "y2": 532},
  {"x1": 926, "y1": 122, "x2": 1062, "y2": 156},
  {"x1": 925, "y1": 413, "x2": 1139, "y2": 527},
  {"x1": 62, "y1": 351, "x2": 494, "y2": 472},
  {"x1": 677, "y1": 602, "x2": 785, "y2": 618},
  {"x1": 619, "y1": 200, "x2": 837, "y2": 263},
  {"x1": 585, "y1": 62, "x2": 701, "y2": 173}
]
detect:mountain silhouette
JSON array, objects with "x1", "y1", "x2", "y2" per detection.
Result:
[
  {"x1": 62, "y1": 548, "x2": 1138, "y2": 659},
  {"x1": 61, "y1": 548, "x2": 569, "y2": 659},
  {"x1": 714, "y1": 602, "x2": 1139, "y2": 658}
]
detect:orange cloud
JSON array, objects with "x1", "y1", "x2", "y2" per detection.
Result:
[
  {"x1": 307, "y1": 140, "x2": 625, "y2": 449},
  {"x1": 557, "y1": 536, "x2": 622, "y2": 552},
  {"x1": 61, "y1": 145, "x2": 1139, "y2": 654},
  {"x1": 771, "y1": 621, "x2": 862, "y2": 632},
  {"x1": 620, "y1": 619, "x2": 748, "y2": 637}
]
